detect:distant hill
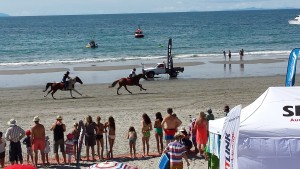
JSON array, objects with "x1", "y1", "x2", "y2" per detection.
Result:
[{"x1": 0, "y1": 13, "x2": 9, "y2": 17}]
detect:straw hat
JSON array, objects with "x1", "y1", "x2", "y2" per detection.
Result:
[
  {"x1": 33, "y1": 116, "x2": 40, "y2": 122},
  {"x1": 7, "y1": 119, "x2": 17, "y2": 126},
  {"x1": 179, "y1": 127, "x2": 186, "y2": 132},
  {"x1": 56, "y1": 115, "x2": 63, "y2": 120},
  {"x1": 174, "y1": 131, "x2": 184, "y2": 140}
]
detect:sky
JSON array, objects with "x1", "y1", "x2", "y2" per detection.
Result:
[{"x1": 1, "y1": 0, "x2": 300, "y2": 16}]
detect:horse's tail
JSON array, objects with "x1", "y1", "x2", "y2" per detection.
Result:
[
  {"x1": 43, "y1": 83, "x2": 52, "y2": 92},
  {"x1": 109, "y1": 80, "x2": 119, "y2": 88}
]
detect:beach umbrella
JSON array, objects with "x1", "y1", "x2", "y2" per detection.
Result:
[
  {"x1": 88, "y1": 161, "x2": 137, "y2": 169},
  {"x1": 4, "y1": 164, "x2": 36, "y2": 169}
]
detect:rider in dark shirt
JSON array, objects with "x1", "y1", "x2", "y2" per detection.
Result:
[{"x1": 62, "y1": 71, "x2": 70, "y2": 90}]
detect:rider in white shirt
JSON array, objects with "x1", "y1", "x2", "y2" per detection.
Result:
[{"x1": 129, "y1": 68, "x2": 136, "y2": 78}]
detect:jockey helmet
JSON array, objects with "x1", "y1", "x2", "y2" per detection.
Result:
[
  {"x1": 65, "y1": 71, "x2": 70, "y2": 75},
  {"x1": 133, "y1": 68, "x2": 136, "y2": 71}
]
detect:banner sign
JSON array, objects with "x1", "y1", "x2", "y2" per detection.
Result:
[
  {"x1": 286, "y1": 48, "x2": 300, "y2": 86},
  {"x1": 220, "y1": 105, "x2": 242, "y2": 169}
]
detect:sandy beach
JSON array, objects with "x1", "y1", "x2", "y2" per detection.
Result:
[{"x1": 0, "y1": 74, "x2": 288, "y2": 168}]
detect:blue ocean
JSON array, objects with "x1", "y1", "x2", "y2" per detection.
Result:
[{"x1": 0, "y1": 9, "x2": 300, "y2": 66}]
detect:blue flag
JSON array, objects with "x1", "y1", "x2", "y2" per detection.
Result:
[{"x1": 286, "y1": 48, "x2": 300, "y2": 86}]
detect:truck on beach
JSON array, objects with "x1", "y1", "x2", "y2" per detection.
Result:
[{"x1": 142, "y1": 38, "x2": 184, "y2": 78}]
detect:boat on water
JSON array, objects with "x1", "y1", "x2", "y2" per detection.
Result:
[
  {"x1": 134, "y1": 26, "x2": 144, "y2": 38},
  {"x1": 86, "y1": 40, "x2": 98, "y2": 48},
  {"x1": 288, "y1": 15, "x2": 300, "y2": 25}
]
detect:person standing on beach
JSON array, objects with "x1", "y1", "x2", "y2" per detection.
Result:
[
  {"x1": 223, "y1": 50, "x2": 226, "y2": 60},
  {"x1": 31, "y1": 116, "x2": 46, "y2": 167},
  {"x1": 71, "y1": 123, "x2": 79, "y2": 160},
  {"x1": 84, "y1": 115, "x2": 97, "y2": 161},
  {"x1": 228, "y1": 50, "x2": 232, "y2": 60},
  {"x1": 50, "y1": 115, "x2": 66, "y2": 164},
  {"x1": 5, "y1": 119, "x2": 25, "y2": 165},
  {"x1": 22, "y1": 130, "x2": 34, "y2": 165},
  {"x1": 127, "y1": 126, "x2": 137, "y2": 159},
  {"x1": 188, "y1": 118, "x2": 198, "y2": 153},
  {"x1": 206, "y1": 108, "x2": 215, "y2": 121},
  {"x1": 154, "y1": 112, "x2": 163, "y2": 154},
  {"x1": 104, "y1": 116, "x2": 116, "y2": 159},
  {"x1": 161, "y1": 108, "x2": 182, "y2": 145},
  {"x1": 194, "y1": 112, "x2": 208, "y2": 157},
  {"x1": 164, "y1": 132, "x2": 190, "y2": 169},
  {"x1": 96, "y1": 116, "x2": 105, "y2": 160},
  {"x1": 224, "y1": 105, "x2": 230, "y2": 116},
  {"x1": 0, "y1": 132, "x2": 6, "y2": 168},
  {"x1": 141, "y1": 113, "x2": 152, "y2": 157}
]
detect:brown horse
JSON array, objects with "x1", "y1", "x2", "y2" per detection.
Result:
[
  {"x1": 109, "y1": 73, "x2": 147, "y2": 95},
  {"x1": 43, "y1": 76, "x2": 83, "y2": 99}
]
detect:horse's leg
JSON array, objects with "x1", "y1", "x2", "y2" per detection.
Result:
[
  {"x1": 72, "y1": 89, "x2": 82, "y2": 96},
  {"x1": 138, "y1": 84, "x2": 147, "y2": 91},
  {"x1": 117, "y1": 85, "x2": 122, "y2": 95},
  {"x1": 51, "y1": 89, "x2": 58, "y2": 99},
  {"x1": 124, "y1": 85, "x2": 132, "y2": 94},
  {"x1": 44, "y1": 89, "x2": 52, "y2": 97}
]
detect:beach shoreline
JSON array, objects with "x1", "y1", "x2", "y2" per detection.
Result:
[{"x1": 0, "y1": 75, "x2": 289, "y2": 168}]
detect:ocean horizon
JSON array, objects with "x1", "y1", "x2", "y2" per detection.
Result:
[{"x1": 0, "y1": 9, "x2": 299, "y2": 87}]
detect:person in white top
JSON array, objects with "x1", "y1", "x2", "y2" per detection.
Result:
[
  {"x1": 0, "y1": 132, "x2": 6, "y2": 168},
  {"x1": 5, "y1": 119, "x2": 25, "y2": 165},
  {"x1": 129, "y1": 68, "x2": 136, "y2": 78}
]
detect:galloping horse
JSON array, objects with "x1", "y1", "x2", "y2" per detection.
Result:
[
  {"x1": 43, "y1": 76, "x2": 83, "y2": 99},
  {"x1": 109, "y1": 73, "x2": 147, "y2": 95}
]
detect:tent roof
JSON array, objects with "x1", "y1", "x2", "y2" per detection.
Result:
[{"x1": 209, "y1": 87, "x2": 300, "y2": 137}]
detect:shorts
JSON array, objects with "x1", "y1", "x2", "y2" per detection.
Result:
[
  {"x1": 164, "y1": 129, "x2": 176, "y2": 141},
  {"x1": 27, "y1": 147, "x2": 33, "y2": 155},
  {"x1": 170, "y1": 162, "x2": 183, "y2": 169},
  {"x1": 85, "y1": 135, "x2": 96, "y2": 147},
  {"x1": 32, "y1": 138, "x2": 45, "y2": 151},
  {"x1": 96, "y1": 134, "x2": 103, "y2": 140},
  {"x1": 0, "y1": 151, "x2": 5, "y2": 159},
  {"x1": 54, "y1": 139, "x2": 65, "y2": 153},
  {"x1": 9, "y1": 141, "x2": 23, "y2": 162}
]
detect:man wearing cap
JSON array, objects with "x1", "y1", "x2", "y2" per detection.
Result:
[
  {"x1": 31, "y1": 116, "x2": 45, "y2": 167},
  {"x1": 164, "y1": 132, "x2": 190, "y2": 169},
  {"x1": 206, "y1": 108, "x2": 215, "y2": 121},
  {"x1": 50, "y1": 115, "x2": 66, "y2": 164},
  {"x1": 5, "y1": 119, "x2": 25, "y2": 165}
]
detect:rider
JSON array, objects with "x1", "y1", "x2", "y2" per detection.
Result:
[
  {"x1": 129, "y1": 68, "x2": 136, "y2": 79},
  {"x1": 62, "y1": 71, "x2": 71, "y2": 90}
]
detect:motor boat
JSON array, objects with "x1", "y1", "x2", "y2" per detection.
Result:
[
  {"x1": 86, "y1": 40, "x2": 98, "y2": 48},
  {"x1": 134, "y1": 26, "x2": 144, "y2": 38},
  {"x1": 288, "y1": 15, "x2": 300, "y2": 25}
]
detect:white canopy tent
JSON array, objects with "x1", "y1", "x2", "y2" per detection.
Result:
[{"x1": 209, "y1": 87, "x2": 300, "y2": 169}]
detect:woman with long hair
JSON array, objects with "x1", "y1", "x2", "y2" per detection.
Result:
[
  {"x1": 194, "y1": 112, "x2": 208, "y2": 156},
  {"x1": 154, "y1": 112, "x2": 163, "y2": 154},
  {"x1": 84, "y1": 115, "x2": 97, "y2": 161},
  {"x1": 141, "y1": 113, "x2": 152, "y2": 156},
  {"x1": 105, "y1": 116, "x2": 116, "y2": 159}
]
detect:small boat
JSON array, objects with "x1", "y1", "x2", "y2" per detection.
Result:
[
  {"x1": 86, "y1": 40, "x2": 98, "y2": 48},
  {"x1": 134, "y1": 26, "x2": 144, "y2": 38},
  {"x1": 288, "y1": 15, "x2": 300, "y2": 25}
]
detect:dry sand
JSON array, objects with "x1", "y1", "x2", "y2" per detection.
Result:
[{"x1": 0, "y1": 75, "x2": 287, "y2": 168}]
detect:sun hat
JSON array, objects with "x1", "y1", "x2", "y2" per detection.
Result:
[
  {"x1": 7, "y1": 119, "x2": 17, "y2": 126},
  {"x1": 179, "y1": 127, "x2": 186, "y2": 132},
  {"x1": 56, "y1": 115, "x2": 63, "y2": 120},
  {"x1": 174, "y1": 131, "x2": 184, "y2": 140},
  {"x1": 25, "y1": 130, "x2": 31, "y2": 136},
  {"x1": 33, "y1": 116, "x2": 40, "y2": 122}
]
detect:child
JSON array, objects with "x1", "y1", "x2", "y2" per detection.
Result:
[
  {"x1": 179, "y1": 127, "x2": 192, "y2": 153},
  {"x1": 104, "y1": 116, "x2": 115, "y2": 159},
  {"x1": 22, "y1": 130, "x2": 34, "y2": 164},
  {"x1": 127, "y1": 126, "x2": 137, "y2": 158},
  {"x1": 44, "y1": 136, "x2": 50, "y2": 165},
  {"x1": 154, "y1": 112, "x2": 163, "y2": 154},
  {"x1": 0, "y1": 132, "x2": 6, "y2": 168},
  {"x1": 71, "y1": 123, "x2": 79, "y2": 160},
  {"x1": 65, "y1": 133, "x2": 74, "y2": 165}
]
